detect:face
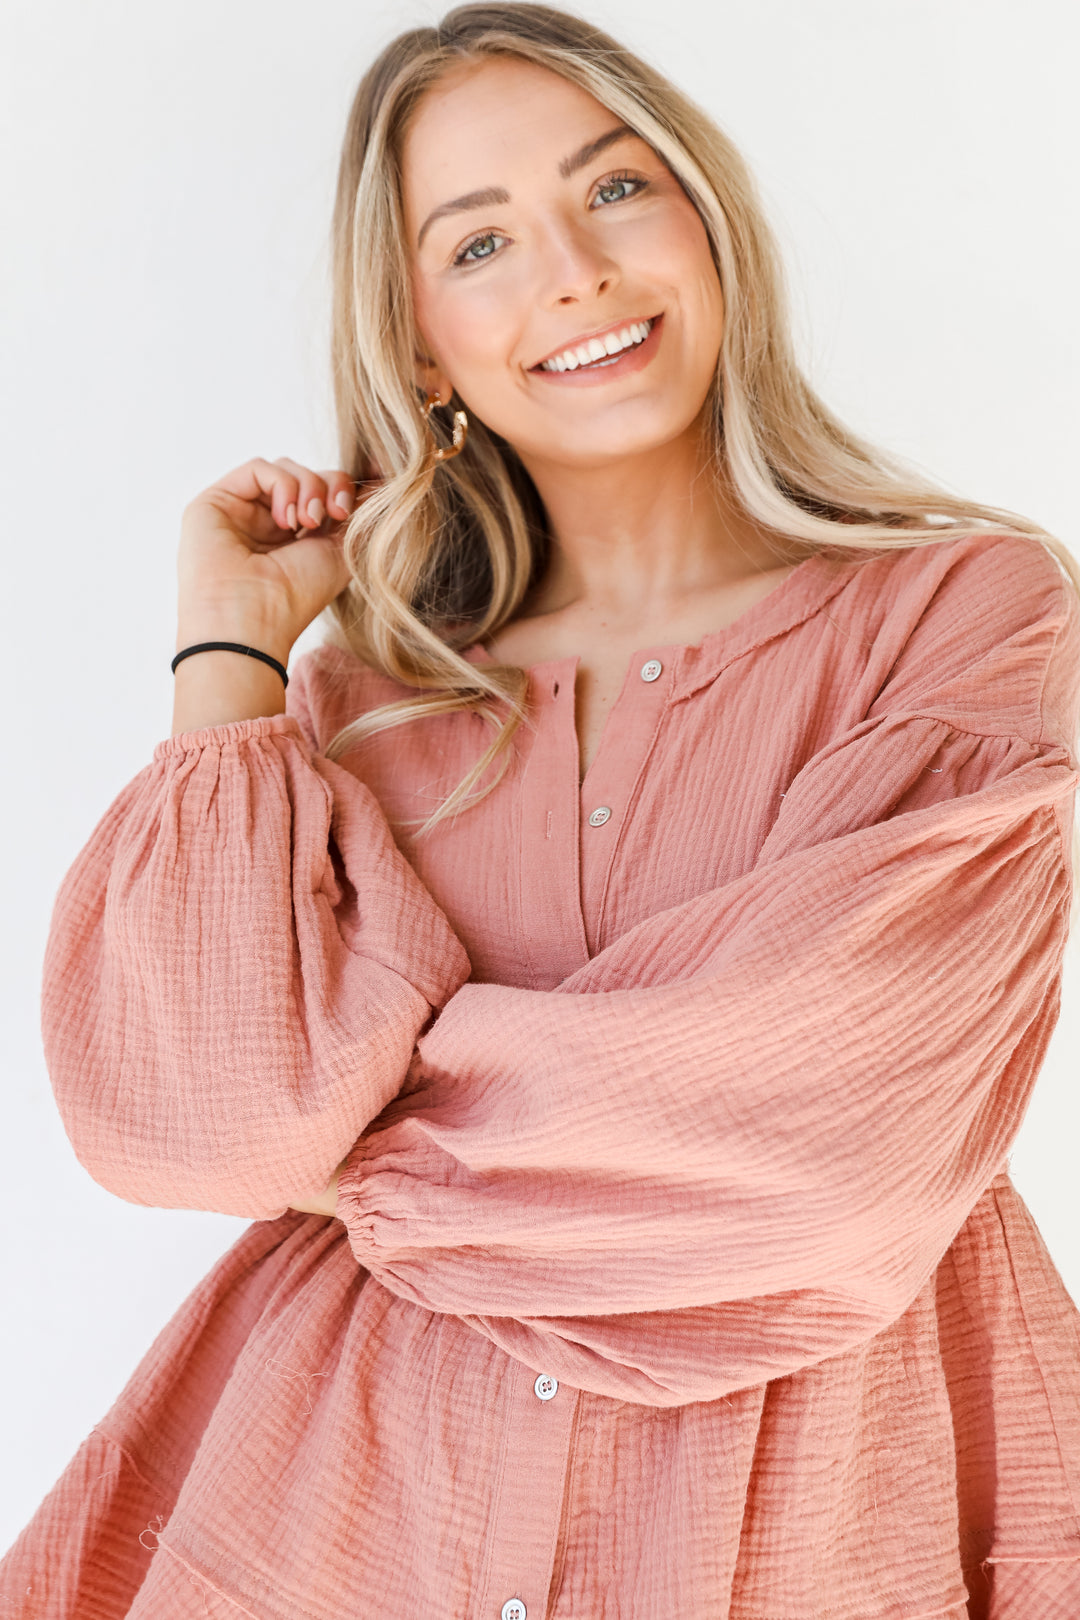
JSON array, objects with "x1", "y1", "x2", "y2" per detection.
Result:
[{"x1": 401, "y1": 56, "x2": 725, "y2": 472}]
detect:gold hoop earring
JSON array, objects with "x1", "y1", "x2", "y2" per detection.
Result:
[{"x1": 422, "y1": 391, "x2": 468, "y2": 461}]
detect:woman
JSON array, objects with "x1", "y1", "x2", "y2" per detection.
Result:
[{"x1": 4, "y1": 3, "x2": 1079, "y2": 1616}]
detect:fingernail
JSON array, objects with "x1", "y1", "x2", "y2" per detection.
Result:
[
  {"x1": 307, "y1": 497, "x2": 325, "y2": 526},
  {"x1": 286, "y1": 503, "x2": 297, "y2": 529},
  {"x1": 335, "y1": 488, "x2": 353, "y2": 515}
]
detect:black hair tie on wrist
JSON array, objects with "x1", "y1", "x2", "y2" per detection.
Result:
[{"x1": 171, "y1": 641, "x2": 289, "y2": 687}]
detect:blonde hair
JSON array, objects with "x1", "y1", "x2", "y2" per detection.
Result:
[{"x1": 322, "y1": 0, "x2": 1080, "y2": 839}]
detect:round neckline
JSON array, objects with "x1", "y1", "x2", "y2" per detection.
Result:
[{"x1": 465, "y1": 549, "x2": 850, "y2": 673}]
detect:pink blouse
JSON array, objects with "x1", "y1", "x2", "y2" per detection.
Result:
[{"x1": 4, "y1": 531, "x2": 1080, "y2": 1619}]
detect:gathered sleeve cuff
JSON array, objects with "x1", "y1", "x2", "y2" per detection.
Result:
[{"x1": 41, "y1": 707, "x2": 471, "y2": 1219}]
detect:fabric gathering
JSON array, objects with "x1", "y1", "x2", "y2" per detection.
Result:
[{"x1": 3, "y1": 529, "x2": 1080, "y2": 1618}]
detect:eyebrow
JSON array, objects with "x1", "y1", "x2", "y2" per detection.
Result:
[
  {"x1": 417, "y1": 185, "x2": 511, "y2": 250},
  {"x1": 558, "y1": 124, "x2": 635, "y2": 180},
  {"x1": 415, "y1": 124, "x2": 637, "y2": 250}
]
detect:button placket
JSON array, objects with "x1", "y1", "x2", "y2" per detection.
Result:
[
  {"x1": 517, "y1": 660, "x2": 591, "y2": 988},
  {"x1": 476, "y1": 1358, "x2": 579, "y2": 1620},
  {"x1": 578, "y1": 647, "x2": 673, "y2": 955}
]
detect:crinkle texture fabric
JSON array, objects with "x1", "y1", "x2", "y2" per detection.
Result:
[{"x1": 4, "y1": 532, "x2": 1080, "y2": 1618}]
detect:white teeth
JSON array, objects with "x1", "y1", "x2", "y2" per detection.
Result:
[{"x1": 539, "y1": 317, "x2": 653, "y2": 372}]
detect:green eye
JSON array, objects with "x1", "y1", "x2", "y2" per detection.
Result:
[
  {"x1": 454, "y1": 231, "x2": 506, "y2": 267},
  {"x1": 593, "y1": 175, "x2": 645, "y2": 207}
]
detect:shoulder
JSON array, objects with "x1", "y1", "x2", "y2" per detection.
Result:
[
  {"x1": 845, "y1": 531, "x2": 1080, "y2": 748},
  {"x1": 839, "y1": 528, "x2": 1072, "y2": 632},
  {"x1": 285, "y1": 641, "x2": 407, "y2": 755}
]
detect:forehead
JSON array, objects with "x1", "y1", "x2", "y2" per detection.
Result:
[{"x1": 400, "y1": 56, "x2": 623, "y2": 224}]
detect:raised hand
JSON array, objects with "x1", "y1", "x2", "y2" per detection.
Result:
[{"x1": 172, "y1": 455, "x2": 377, "y2": 735}]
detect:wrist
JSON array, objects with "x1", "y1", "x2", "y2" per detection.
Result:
[
  {"x1": 175, "y1": 617, "x2": 294, "y2": 670},
  {"x1": 170, "y1": 646, "x2": 289, "y2": 736}
]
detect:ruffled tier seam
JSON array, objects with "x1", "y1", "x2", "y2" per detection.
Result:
[
  {"x1": 149, "y1": 1538, "x2": 263, "y2": 1619},
  {"x1": 981, "y1": 1552, "x2": 1080, "y2": 1564}
]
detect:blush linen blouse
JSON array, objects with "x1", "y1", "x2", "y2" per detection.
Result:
[{"x1": 4, "y1": 531, "x2": 1080, "y2": 1620}]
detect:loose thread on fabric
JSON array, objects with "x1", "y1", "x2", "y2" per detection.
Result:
[
  {"x1": 139, "y1": 1515, "x2": 167, "y2": 1551},
  {"x1": 94, "y1": 1426, "x2": 157, "y2": 1491},
  {"x1": 264, "y1": 1356, "x2": 330, "y2": 1416},
  {"x1": 189, "y1": 1571, "x2": 215, "y2": 1619}
]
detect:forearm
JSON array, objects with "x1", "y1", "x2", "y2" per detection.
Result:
[{"x1": 289, "y1": 1158, "x2": 348, "y2": 1218}]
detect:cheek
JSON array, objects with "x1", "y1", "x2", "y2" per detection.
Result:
[
  {"x1": 414, "y1": 271, "x2": 525, "y2": 385},
  {"x1": 672, "y1": 230, "x2": 722, "y2": 326},
  {"x1": 625, "y1": 200, "x2": 721, "y2": 321}
]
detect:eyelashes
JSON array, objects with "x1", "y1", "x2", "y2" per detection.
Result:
[
  {"x1": 590, "y1": 171, "x2": 647, "y2": 207},
  {"x1": 450, "y1": 171, "x2": 650, "y2": 268},
  {"x1": 452, "y1": 230, "x2": 509, "y2": 268}
]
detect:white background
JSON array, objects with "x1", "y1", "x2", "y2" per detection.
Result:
[{"x1": 2, "y1": 0, "x2": 1078, "y2": 1554}]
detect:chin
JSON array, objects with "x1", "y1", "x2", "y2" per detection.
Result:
[{"x1": 534, "y1": 417, "x2": 700, "y2": 467}]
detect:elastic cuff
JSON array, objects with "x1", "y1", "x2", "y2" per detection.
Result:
[
  {"x1": 153, "y1": 712, "x2": 306, "y2": 762},
  {"x1": 333, "y1": 1134, "x2": 374, "y2": 1226}
]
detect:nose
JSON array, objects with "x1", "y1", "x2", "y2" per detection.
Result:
[{"x1": 538, "y1": 216, "x2": 619, "y2": 307}]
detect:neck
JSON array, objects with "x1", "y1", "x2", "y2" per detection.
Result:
[{"x1": 517, "y1": 426, "x2": 791, "y2": 626}]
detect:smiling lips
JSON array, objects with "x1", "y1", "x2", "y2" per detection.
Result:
[{"x1": 533, "y1": 316, "x2": 657, "y2": 373}]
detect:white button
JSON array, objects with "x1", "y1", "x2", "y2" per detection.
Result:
[
  {"x1": 533, "y1": 1373, "x2": 558, "y2": 1401},
  {"x1": 501, "y1": 1602, "x2": 527, "y2": 1620},
  {"x1": 588, "y1": 806, "x2": 612, "y2": 827},
  {"x1": 640, "y1": 659, "x2": 663, "y2": 682}
]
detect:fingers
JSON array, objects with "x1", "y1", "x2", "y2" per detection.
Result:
[
  {"x1": 272, "y1": 457, "x2": 323, "y2": 530},
  {"x1": 320, "y1": 471, "x2": 357, "y2": 521},
  {"x1": 207, "y1": 458, "x2": 361, "y2": 543},
  {"x1": 272, "y1": 457, "x2": 355, "y2": 531}
]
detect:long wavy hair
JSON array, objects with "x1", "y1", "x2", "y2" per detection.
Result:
[{"x1": 321, "y1": 1, "x2": 1080, "y2": 836}]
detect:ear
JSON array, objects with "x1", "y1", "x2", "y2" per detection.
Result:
[{"x1": 414, "y1": 347, "x2": 453, "y2": 406}]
